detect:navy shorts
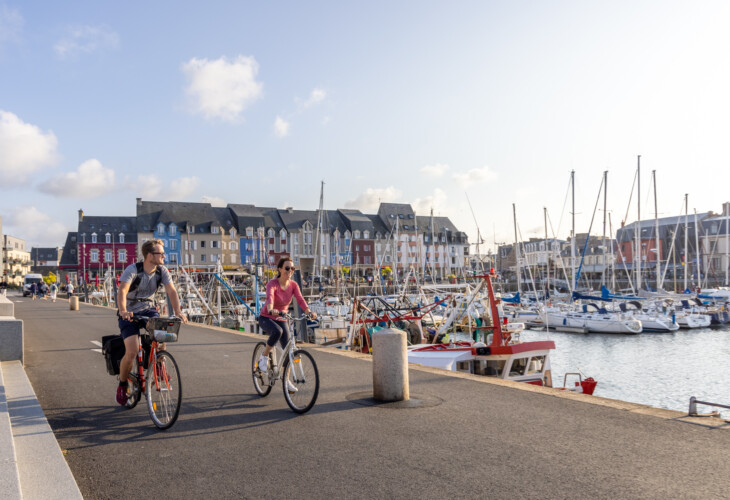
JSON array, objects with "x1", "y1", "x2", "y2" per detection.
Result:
[{"x1": 118, "y1": 308, "x2": 159, "y2": 339}]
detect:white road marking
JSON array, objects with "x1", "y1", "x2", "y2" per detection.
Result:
[
  {"x1": 91, "y1": 340, "x2": 102, "y2": 347},
  {"x1": 91, "y1": 348, "x2": 103, "y2": 353}
]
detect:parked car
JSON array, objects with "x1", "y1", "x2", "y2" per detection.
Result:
[{"x1": 23, "y1": 274, "x2": 43, "y2": 297}]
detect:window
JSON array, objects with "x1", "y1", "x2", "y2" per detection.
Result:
[
  {"x1": 118, "y1": 249, "x2": 127, "y2": 262},
  {"x1": 201, "y1": 240, "x2": 206, "y2": 248},
  {"x1": 188, "y1": 226, "x2": 194, "y2": 233},
  {"x1": 212, "y1": 226, "x2": 219, "y2": 234},
  {"x1": 158, "y1": 223, "x2": 165, "y2": 235},
  {"x1": 230, "y1": 254, "x2": 236, "y2": 264},
  {"x1": 247, "y1": 228, "x2": 253, "y2": 237},
  {"x1": 170, "y1": 224, "x2": 177, "y2": 236},
  {"x1": 354, "y1": 231, "x2": 360, "y2": 239},
  {"x1": 363, "y1": 231, "x2": 369, "y2": 239},
  {"x1": 169, "y1": 253, "x2": 178, "y2": 264},
  {"x1": 119, "y1": 233, "x2": 125, "y2": 243},
  {"x1": 91, "y1": 233, "x2": 97, "y2": 243},
  {"x1": 90, "y1": 249, "x2": 99, "y2": 262},
  {"x1": 170, "y1": 240, "x2": 178, "y2": 250},
  {"x1": 404, "y1": 225, "x2": 409, "y2": 230},
  {"x1": 364, "y1": 245, "x2": 370, "y2": 251},
  {"x1": 212, "y1": 241, "x2": 218, "y2": 249},
  {"x1": 201, "y1": 254, "x2": 206, "y2": 262},
  {"x1": 105, "y1": 233, "x2": 111, "y2": 243},
  {"x1": 268, "y1": 229, "x2": 275, "y2": 238},
  {"x1": 230, "y1": 242, "x2": 237, "y2": 250},
  {"x1": 104, "y1": 250, "x2": 112, "y2": 262},
  {"x1": 192, "y1": 241, "x2": 197, "y2": 250},
  {"x1": 230, "y1": 229, "x2": 236, "y2": 238}
]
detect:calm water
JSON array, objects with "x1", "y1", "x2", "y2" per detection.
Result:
[{"x1": 520, "y1": 325, "x2": 730, "y2": 417}]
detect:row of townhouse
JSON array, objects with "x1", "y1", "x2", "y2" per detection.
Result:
[
  {"x1": 496, "y1": 201, "x2": 730, "y2": 288},
  {"x1": 58, "y1": 199, "x2": 470, "y2": 283}
]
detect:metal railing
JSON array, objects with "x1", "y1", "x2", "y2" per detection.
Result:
[{"x1": 688, "y1": 396, "x2": 729, "y2": 417}]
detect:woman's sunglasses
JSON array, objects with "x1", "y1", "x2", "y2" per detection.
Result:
[{"x1": 284, "y1": 266, "x2": 295, "y2": 271}]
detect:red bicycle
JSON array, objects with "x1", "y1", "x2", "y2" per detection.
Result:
[{"x1": 104, "y1": 316, "x2": 183, "y2": 429}]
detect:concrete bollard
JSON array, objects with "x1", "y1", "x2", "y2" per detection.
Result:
[
  {"x1": 69, "y1": 296, "x2": 79, "y2": 311},
  {"x1": 372, "y1": 328, "x2": 409, "y2": 402}
]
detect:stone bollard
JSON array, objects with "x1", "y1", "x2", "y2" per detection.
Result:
[
  {"x1": 372, "y1": 328, "x2": 409, "y2": 402},
  {"x1": 69, "y1": 295, "x2": 79, "y2": 311}
]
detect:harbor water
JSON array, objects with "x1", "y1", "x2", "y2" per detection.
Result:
[{"x1": 520, "y1": 325, "x2": 730, "y2": 417}]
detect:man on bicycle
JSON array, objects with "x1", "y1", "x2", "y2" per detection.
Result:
[{"x1": 115, "y1": 239, "x2": 187, "y2": 406}]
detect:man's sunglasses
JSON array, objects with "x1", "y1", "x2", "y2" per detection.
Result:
[{"x1": 151, "y1": 252, "x2": 165, "y2": 256}]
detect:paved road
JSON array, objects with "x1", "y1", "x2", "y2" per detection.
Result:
[{"x1": 13, "y1": 295, "x2": 730, "y2": 499}]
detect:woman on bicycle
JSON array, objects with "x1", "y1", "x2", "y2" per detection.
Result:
[{"x1": 257, "y1": 257, "x2": 316, "y2": 373}]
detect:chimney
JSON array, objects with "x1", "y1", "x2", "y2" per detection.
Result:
[
  {"x1": 137, "y1": 197, "x2": 142, "y2": 207},
  {"x1": 78, "y1": 209, "x2": 84, "y2": 222},
  {"x1": 724, "y1": 202, "x2": 730, "y2": 217}
]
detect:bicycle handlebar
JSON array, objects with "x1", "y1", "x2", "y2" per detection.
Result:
[{"x1": 279, "y1": 312, "x2": 314, "y2": 321}]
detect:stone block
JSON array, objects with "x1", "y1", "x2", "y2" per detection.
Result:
[
  {"x1": 372, "y1": 328, "x2": 409, "y2": 402},
  {"x1": 0, "y1": 318, "x2": 22, "y2": 363},
  {"x1": 0, "y1": 295, "x2": 13, "y2": 317}
]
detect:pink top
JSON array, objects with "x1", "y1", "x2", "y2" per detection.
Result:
[{"x1": 260, "y1": 279, "x2": 309, "y2": 321}]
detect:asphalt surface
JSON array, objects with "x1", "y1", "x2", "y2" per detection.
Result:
[{"x1": 11, "y1": 294, "x2": 730, "y2": 499}]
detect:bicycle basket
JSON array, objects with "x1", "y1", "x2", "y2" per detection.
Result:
[{"x1": 146, "y1": 317, "x2": 182, "y2": 342}]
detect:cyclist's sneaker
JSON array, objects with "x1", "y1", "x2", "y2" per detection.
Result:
[
  {"x1": 116, "y1": 385, "x2": 128, "y2": 406},
  {"x1": 286, "y1": 381, "x2": 298, "y2": 394},
  {"x1": 258, "y1": 355, "x2": 268, "y2": 373}
]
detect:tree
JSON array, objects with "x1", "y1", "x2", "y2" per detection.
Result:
[{"x1": 44, "y1": 272, "x2": 57, "y2": 285}]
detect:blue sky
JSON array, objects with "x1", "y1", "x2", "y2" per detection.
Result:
[{"x1": 2, "y1": 1, "x2": 730, "y2": 251}]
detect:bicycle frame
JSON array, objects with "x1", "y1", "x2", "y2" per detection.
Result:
[{"x1": 266, "y1": 316, "x2": 309, "y2": 386}]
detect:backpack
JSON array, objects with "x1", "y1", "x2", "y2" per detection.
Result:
[{"x1": 128, "y1": 262, "x2": 163, "y2": 294}]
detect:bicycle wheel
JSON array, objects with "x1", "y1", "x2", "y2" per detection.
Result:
[
  {"x1": 146, "y1": 350, "x2": 182, "y2": 430},
  {"x1": 282, "y1": 349, "x2": 319, "y2": 414},
  {"x1": 252, "y1": 342, "x2": 272, "y2": 397}
]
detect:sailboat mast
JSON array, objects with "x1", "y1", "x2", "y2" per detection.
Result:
[
  {"x1": 694, "y1": 209, "x2": 701, "y2": 289},
  {"x1": 602, "y1": 170, "x2": 607, "y2": 287},
  {"x1": 636, "y1": 155, "x2": 641, "y2": 291},
  {"x1": 570, "y1": 170, "x2": 576, "y2": 293},
  {"x1": 544, "y1": 207, "x2": 550, "y2": 295},
  {"x1": 653, "y1": 170, "x2": 660, "y2": 291},
  {"x1": 513, "y1": 203, "x2": 521, "y2": 294},
  {"x1": 684, "y1": 193, "x2": 689, "y2": 290},
  {"x1": 726, "y1": 202, "x2": 729, "y2": 286}
]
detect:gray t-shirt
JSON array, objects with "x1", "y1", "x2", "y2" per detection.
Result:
[{"x1": 120, "y1": 263, "x2": 173, "y2": 313}]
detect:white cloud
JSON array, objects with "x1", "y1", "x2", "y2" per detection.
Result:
[
  {"x1": 125, "y1": 174, "x2": 164, "y2": 199},
  {"x1": 420, "y1": 163, "x2": 450, "y2": 177},
  {"x1": 0, "y1": 5, "x2": 23, "y2": 49},
  {"x1": 344, "y1": 187, "x2": 402, "y2": 211},
  {"x1": 452, "y1": 165, "x2": 498, "y2": 186},
  {"x1": 299, "y1": 88, "x2": 326, "y2": 109},
  {"x1": 5, "y1": 205, "x2": 69, "y2": 247},
  {"x1": 182, "y1": 55, "x2": 263, "y2": 122},
  {"x1": 39, "y1": 159, "x2": 115, "y2": 198},
  {"x1": 0, "y1": 110, "x2": 59, "y2": 185},
  {"x1": 169, "y1": 176, "x2": 200, "y2": 200},
  {"x1": 412, "y1": 188, "x2": 448, "y2": 215},
  {"x1": 202, "y1": 195, "x2": 226, "y2": 207},
  {"x1": 54, "y1": 25, "x2": 119, "y2": 59},
  {"x1": 274, "y1": 116, "x2": 290, "y2": 137}
]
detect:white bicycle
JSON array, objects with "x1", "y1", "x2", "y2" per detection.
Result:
[{"x1": 252, "y1": 313, "x2": 320, "y2": 413}]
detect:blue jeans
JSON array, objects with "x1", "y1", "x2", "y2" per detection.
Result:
[{"x1": 258, "y1": 316, "x2": 290, "y2": 349}]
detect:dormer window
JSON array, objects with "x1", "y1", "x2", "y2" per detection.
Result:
[
  {"x1": 212, "y1": 226, "x2": 219, "y2": 234},
  {"x1": 188, "y1": 226, "x2": 194, "y2": 234},
  {"x1": 119, "y1": 233, "x2": 125, "y2": 243},
  {"x1": 354, "y1": 231, "x2": 360, "y2": 239},
  {"x1": 230, "y1": 229, "x2": 236, "y2": 238},
  {"x1": 363, "y1": 231, "x2": 369, "y2": 239},
  {"x1": 398, "y1": 214, "x2": 405, "y2": 219},
  {"x1": 268, "y1": 229, "x2": 275, "y2": 238},
  {"x1": 91, "y1": 232, "x2": 97, "y2": 243},
  {"x1": 170, "y1": 224, "x2": 177, "y2": 236},
  {"x1": 389, "y1": 214, "x2": 395, "y2": 218},
  {"x1": 158, "y1": 223, "x2": 165, "y2": 235},
  {"x1": 105, "y1": 233, "x2": 111, "y2": 243}
]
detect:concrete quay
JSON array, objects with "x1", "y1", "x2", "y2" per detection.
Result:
[{"x1": 9, "y1": 296, "x2": 730, "y2": 499}]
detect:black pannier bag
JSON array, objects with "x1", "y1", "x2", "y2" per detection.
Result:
[{"x1": 102, "y1": 335, "x2": 125, "y2": 375}]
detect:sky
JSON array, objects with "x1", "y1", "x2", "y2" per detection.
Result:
[{"x1": 2, "y1": 1, "x2": 730, "y2": 252}]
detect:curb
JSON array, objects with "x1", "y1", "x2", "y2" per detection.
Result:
[{"x1": 2, "y1": 361, "x2": 83, "y2": 499}]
